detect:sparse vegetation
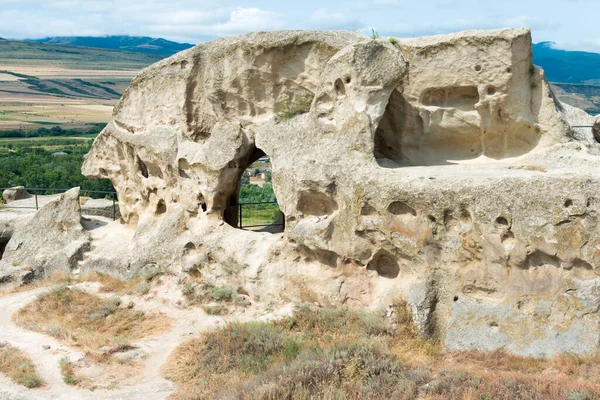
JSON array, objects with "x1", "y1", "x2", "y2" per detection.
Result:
[
  {"x1": 180, "y1": 279, "x2": 241, "y2": 314},
  {"x1": 371, "y1": 28, "x2": 380, "y2": 40},
  {"x1": 87, "y1": 271, "x2": 158, "y2": 296},
  {"x1": 58, "y1": 357, "x2": 81, "y2": 386},
  {"x1": 12, "y1": 286, "x2": 170, "y2": 352},
  {"x1": 164, "y1": 302, "x2": 600, "y2": 400},
  {"x1": 389, "y1": 37, "x2": 398, "y2": 46},
  {"x1": 0, "y1": 344, "x2": 44, "y2": 388},
  {"x1": 209, "y1": 285, "x2": 236, "y2": 302},
  {"x1": 274, "y1": 95, "x2": 313, "y2": 122}
]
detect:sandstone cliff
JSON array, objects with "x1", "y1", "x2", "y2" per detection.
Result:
[{"x1": 5, "y1": 29, "x2": 600, "y2": 357}]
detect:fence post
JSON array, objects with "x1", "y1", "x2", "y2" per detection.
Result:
[
  {"x1": 112, "y1": 193, "x2": 116, "y2": 221},
  {"x1": 35, "y1": 192, "x2": 38, "y2": 210}
]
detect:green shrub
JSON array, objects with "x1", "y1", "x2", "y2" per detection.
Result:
[
  {"x1": 209, "y1": 286, "x2": 236, "y2": 302},
  {"x1": 274, "y1": 95, "x2": 313, "y2": 122}
]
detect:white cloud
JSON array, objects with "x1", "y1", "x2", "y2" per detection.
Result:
[
  {"x1": 0, "y1": 2, "x2": 285, "y2": 43},
  {"x1": 551, "y1": 40, "x2": 600, "y2": 53},
  {"x1": 310, "y1": 9, "x2": 348, "y2": 23},
  {"x1": 391, "y1": 15, "x2": 559, "y2": 38},
  {"x1": 309, "y1": 8, "x2": 349, "y2": 29},
  {"x1": 353, "y1": 0, "x2": 399, "y2": 9}
]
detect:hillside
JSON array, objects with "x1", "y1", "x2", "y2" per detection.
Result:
[
  {"x1": 0, "y1": 40, "x2": 164, "y2": 131},
  {"x1": 533, "y1": 42, "x2": 600, "y2": 85},
  {"x1": 0, "y1": 39, "x2": 162, "y2": 70},
  {"x1": 532, "y1": 42, "x2": 600, "y2": 114},
  {"x1": 30, "y1": 35, "x2": 194, "y2": 57}
]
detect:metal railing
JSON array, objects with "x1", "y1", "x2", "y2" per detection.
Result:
[
  {"x1": 0, "y1": 187, "x2": 119, "y2": 221},
  {"x1": 239, "y1": 201, "x2": 284, "y2": 230}
]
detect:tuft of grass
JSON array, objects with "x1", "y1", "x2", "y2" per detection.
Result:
[
  {"x1": 531, "y1": 81, "x2": 538, "y2": 89},
  {"x1": 209, "y1": 286, "x2": 236, "y2": 302},
  {"x1": 371, "y1": 28, "x2": 380, "y2": 39},
  {"x1": 202, "y1": 305, "x2": 226, "y2": 315},
  {"x1": 389, "y1": 37, "x2": 398, "y2": 46},
  {"x1": 12, "y1": 286, "x2": 170, "y2": 352},
  {"x1": 274, "y1": 95, "x2": 313, "y2": 123},
  {"x1": 0, "y1": 344, "x2": 44, "y2": 388},
  {"x1": 58, "y1": 357, "x2": 80, "y2": 386}
]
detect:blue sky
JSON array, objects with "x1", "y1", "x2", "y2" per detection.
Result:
[{"x1": 1, "y1": 0, "x2": 598, "y2": 52}]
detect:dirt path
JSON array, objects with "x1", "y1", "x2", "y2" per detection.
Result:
[{"x1": 0, "y1": 282, "x2": 229, "y2": 400}]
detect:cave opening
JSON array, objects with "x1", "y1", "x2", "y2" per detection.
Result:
[{"x1": 224, "y1": 147, "x2": 284, "y2": 233}]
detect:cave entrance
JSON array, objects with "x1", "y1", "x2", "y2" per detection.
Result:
[
  {"x1": 374, "y1": 86, "x2": 542, "y2": 167},
  {"x1": 224, "y1": 147, "x2": 284, "y2": 233}
]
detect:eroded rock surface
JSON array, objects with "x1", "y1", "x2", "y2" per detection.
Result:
[
  {"x1": 0, "y1": 188, "x2": 91, "y2": 285},
  {"x1": 25, "y1": 29, "x2": 600, "y2": 356}
]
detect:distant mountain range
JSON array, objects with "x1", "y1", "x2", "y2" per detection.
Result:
[
  {"x1": 533, "y1": 42, "x2": 600, "y2": 85},
  {"x1": 28, "y1": 36, "x2": 194, "y2": 57},
  {"x1": 0, "y1": 39, "x2": 163, "y2": 70}
]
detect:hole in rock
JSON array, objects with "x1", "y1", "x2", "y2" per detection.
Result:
[
  {"x1": 475, "y1": 65, "x2": 482, "y2": 71},
  {"x1": 224, "y1": 146, "x2": 284, "y2": 233},
  {"x1": 297, "y1": 190, "x2": 338, "y2": 216},
  {"x1": 367, "y1": 249, "x2": 400, "y2": 279},
  {"x1": 178, "y1": 158, "x2": 191, "y2": 179},
  {"x1": 387, "y1": 201, "x2": 416, "y2": 216},
  {"x1": 422, "y1": 86, "x2": 479, "y2": 108},
  {"x1": 453, "y1": 296, "x2": 459, "y2": 302},
  {"x1": 506, "y1": 67, "x2": 512, "y2": 73},
  {"x1": 487, "y1": 86, "x2": 496, "y2": 96},
  {"x1": 564, "y1": 199, "x2": 573, "y2": 208},
  {"x1": 137, "y1": 156, "x2": 149, "y2": 178},
  {"x1": 345, "y1": 76, "x2": 351, "y2": 84},
  {"x1": 156, "y1": 199, "x2": 167, "y2": 215},
  {"x1": 334, "y1": 78, "x2": 346, "y2": 97},
  {"x1": 495, "y1": 216, "x2": 509, "y2": 226},
  {"x1": 361, "y1": 204, "x2": 377, "y2": 216}
]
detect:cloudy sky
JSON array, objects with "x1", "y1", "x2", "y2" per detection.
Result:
[{"x1": 1, "y1": 0, "x2": 598, "y2": 52}]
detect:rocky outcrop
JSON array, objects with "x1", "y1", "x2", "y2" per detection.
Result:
[
  {"x1": 41, "y1": 28, "x2": 600, "y2": 356},
  {"x1": 2, "y1": 187, "x2": 30, "y2": 203},
  {"x1": 0, "y1": 188, "x2": 90, "y2": 285}
]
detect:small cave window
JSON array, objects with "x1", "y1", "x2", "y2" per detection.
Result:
[{"x1": 224, "y1": 147, "x2": 284, "y2": 233}]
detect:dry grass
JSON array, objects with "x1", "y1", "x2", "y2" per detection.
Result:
[
  {"x1": 83, "y1": 272, "x2": 149, "y2": 296},
  {"x1": 12, "y1": 285, "x2": 170, "y2": 352},
  {"x1": 164, "y1": 302, "x2": 600, "y2": 400},
  {"x1": 0, "y1": 344, "x2": 44, "y2": 388}
]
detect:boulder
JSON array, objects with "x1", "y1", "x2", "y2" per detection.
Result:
[
  {"x1": 75, "y1": 29, "x2": 600, "y2": 356},
  {"x1": 0, "y1": 187, "x2": 91, "y2": 285},
  {"x1": 2, "y1": 186, "x2": 29, "y2": 203}
]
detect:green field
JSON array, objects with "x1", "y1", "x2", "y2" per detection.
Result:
[
  {"x1": 240, "y1": 203, "x2": 280, "y2": 228},
  {"x1": 0, "y1": 135, "x2": 95, "y2": 143}
]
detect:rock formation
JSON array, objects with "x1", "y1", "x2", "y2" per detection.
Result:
[
  {"x1": 0, "y1": 188, "x2": 91, "y2": 285},
  {"x1": 4, "y1": 28, "x2": 600, "y2": 356},
  {"x1": 2, "y1": 187, "x2": 30, "y2": 203}
]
